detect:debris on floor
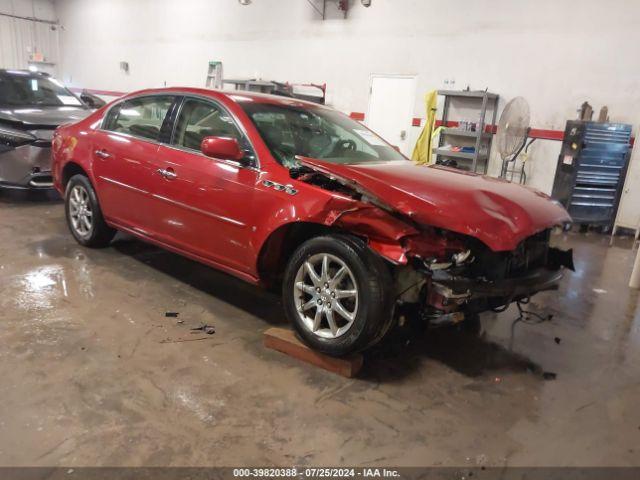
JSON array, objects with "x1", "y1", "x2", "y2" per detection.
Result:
[
  {"x1": 542, "y1": 371, "x2": 557, "y2": 380},
  {"x1": 554, "y1": 337, "x2": 562, "y2": 344},
  {"x1": 191, "y1": 324, "x2": 216, "y2": 335},
  {"x1": 514, "y1": 301, "x2": 553, "y2": 324},
  {"x1": 159, "y1": 337, "x2": 214, "y2": 344},
  {"x1": 165, "y1": 311, "x2": 180, "y2": 318}
]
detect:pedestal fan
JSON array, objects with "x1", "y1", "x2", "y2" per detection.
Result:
[{"x1": 497, "y1": 97, "x2": 535, "y2": 183}]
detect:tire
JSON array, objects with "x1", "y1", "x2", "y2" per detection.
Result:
[
  {"x1": 459, "y1": 312, "x2": 482, "y2": 335},
  {"x1": 65, "y1": 174, "x2": 116, "y2": 248},
  {"x1": 282, "y1": 234, "x2": 393, "y2": 357}
]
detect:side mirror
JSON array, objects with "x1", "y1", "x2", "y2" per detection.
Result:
[
  {"x1": 79, "y1": 90, "x2": 106, "y2": 109},
  {"x1": 201, "y1": 136, "x2": 244, "y2": 162}
]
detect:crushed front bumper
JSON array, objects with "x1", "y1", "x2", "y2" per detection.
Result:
[
  {"x1": 432, "y1": 267, "x2": 564, "y2": 299},
  {"x1": 410, "y1": 242, "x2": 574, "y2": 325},
  {"x1": 0, "y1": 143, "x2": 54, "y2": 189},
  {"x1": 427, "y1": 246, "x2": 574, "y2": 301}
]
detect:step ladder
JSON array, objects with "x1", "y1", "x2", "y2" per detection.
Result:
[{"x1": 205, "y1": 61, "x2": 223, "y2": 89}]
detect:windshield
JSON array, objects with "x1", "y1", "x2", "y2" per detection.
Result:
[
  {"x1": 0, "y1": 72, "x2": 84, "y2": 107},
  {"x1": 239, "y1": 101, "x2": 406, "y2": 168}
]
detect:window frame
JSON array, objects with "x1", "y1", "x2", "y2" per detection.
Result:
[
  {"x1": 99, "y1": 92, "x2": 260, "y2": 171},
  {"x1": 167, "y1": 95, "x2": 259, "y2": 170},
  {"x1": 100, "y1": 94, "x2": 177, "y2": 144}
]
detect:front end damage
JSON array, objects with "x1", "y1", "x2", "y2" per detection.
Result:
[
  {"x1": 394, "y1": 229, "x2": 574, "y2": 327},
  {"x1": 292, "y1": 160, "x2": 574, "y2": 327}
]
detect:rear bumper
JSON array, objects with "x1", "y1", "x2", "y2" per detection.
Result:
[{"x1": 0, "y1": 144, "x2": 54, "y2": 189}]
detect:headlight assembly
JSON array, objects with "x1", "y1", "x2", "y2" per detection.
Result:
[
  {"x1": 452, "y1": 249, "x2": 472, "y2": 265},
  {"x1": 0, "y1": 125, "x2": 37, "y2": 147},
  {"x1": 427, "y1": 249, "x2": 473, "y2": 271}
]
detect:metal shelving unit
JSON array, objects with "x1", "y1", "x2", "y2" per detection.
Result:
[
  {"x1": 433, "y1": 148, "x2": 487, "y2": 161},
  {"x1": 435, "y1": 90, "x2": 499, "y2": 173}
]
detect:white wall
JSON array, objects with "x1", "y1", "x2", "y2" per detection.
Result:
[
  {"x1": 52, "y1": 0, "x2": 640, "y2": 224},
  {"x1": 0, "y1": 0, "x2": 59, "y2": 71}
]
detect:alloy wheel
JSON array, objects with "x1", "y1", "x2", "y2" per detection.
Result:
[
  {"x1": 293, "y1": 253, "x2": 359, "y2": 339},
  {"x1": 68, "y1": 184, "x2": 93, "y2": 238}
]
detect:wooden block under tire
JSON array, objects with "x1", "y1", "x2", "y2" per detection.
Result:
[{"x1": 263, "y1": 327, "x2": 363, "y2": 378}]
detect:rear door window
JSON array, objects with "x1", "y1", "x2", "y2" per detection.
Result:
[{"x1": 103, "y1": 95, "x2": 174, "y2": 141}]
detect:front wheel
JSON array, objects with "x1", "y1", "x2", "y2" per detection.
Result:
[{"x1": 282, "y1": 235, "x2": 393, "y2": 357}]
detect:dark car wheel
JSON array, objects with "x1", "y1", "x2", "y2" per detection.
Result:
[
  {"x1": 283, "y1": 234, "x2": 393, "y2": 357},
  {"x1": 65, "y1": 174, "x2": 116, "y2": 248},
  {"x1": 458, "y1": 312, "x2": 482, "y2": 335}
]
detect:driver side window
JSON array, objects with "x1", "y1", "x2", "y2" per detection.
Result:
[{"x1": 173, "y1": 98, "x2": 256, "y2": 164}]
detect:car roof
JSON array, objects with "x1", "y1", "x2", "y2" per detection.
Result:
[
  {"x1": 122, "y1": 86, "x2": 327, "y2": 109},
  {"x1": 0, "y1": 69, "x2": 51, "y2": 77}
]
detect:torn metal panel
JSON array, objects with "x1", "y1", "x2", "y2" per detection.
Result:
[{"x1": 298, "y1": 156, "x2": 572, "y2": 252}]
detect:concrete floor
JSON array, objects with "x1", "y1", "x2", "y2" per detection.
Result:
[{"x1": 1, "y1": 189, "x2": 639, "y2": 468}]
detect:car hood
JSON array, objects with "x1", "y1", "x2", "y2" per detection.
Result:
[
  {"x1": 299, "y1": 158, "x2": 571, "y2": 252},
  {"x1": 0, "y1": 105, "x2": 90, "y2": 128}
]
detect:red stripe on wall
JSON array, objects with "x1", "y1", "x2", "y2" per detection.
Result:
[
  {"x1": 349, "y1": 112, "x2": 589, "y2": 143},
  {"x1": 528, "y1": 128, "x2": 565, "y2": 141}
]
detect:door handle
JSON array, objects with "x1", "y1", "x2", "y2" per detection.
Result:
[
  {"x1": 94, "y1": 149, "x2": 111, "y2": 159},
  {"x1": 156, "y1": 168, "x2": 177, "y2": 180}
]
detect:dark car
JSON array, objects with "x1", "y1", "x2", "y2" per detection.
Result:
[
  {"x1": 52, "y1": 87, "x2": 574, "y2": 356},
  {"x1": 0, "y1": 69, "x2": 91, "y2": 189}
]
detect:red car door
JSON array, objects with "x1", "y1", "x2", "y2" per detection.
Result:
[
  {"x1": 92, "y1": 95, "x2": 175, "y2": 233},
  {"x1": 147, "y1": 97, "x2": 259, "y2": 274}
]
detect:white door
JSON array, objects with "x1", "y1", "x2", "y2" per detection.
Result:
[
  {"x1": 366, "y1": 75, "x2": 417, "y2": 156},
  {"x1": 615, "y1": 145, "x2": 640, "y2": 230}
]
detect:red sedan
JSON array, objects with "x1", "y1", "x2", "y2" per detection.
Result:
[{"x1": 52, "y1": 88, "x2": 573, "y2": 356}]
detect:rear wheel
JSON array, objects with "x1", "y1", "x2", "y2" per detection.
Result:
[
  {"x1": 65, "y1": 174, "x2": 116, "y2": 247},
  {"x1": 283, "y1": 235, "x2": 393, "y2": 357}
]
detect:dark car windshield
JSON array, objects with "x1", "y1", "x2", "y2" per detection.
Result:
[
  {"x1": 0, "y1": 71, "x2": 84, "y2": 107},
  {"x1": 239, "y1": 101, "x2": 406, "y2": 168}
]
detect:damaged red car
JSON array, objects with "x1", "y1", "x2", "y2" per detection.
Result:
[{"x1": 52, "y1": 88, "x2": 574, "y2": 356}]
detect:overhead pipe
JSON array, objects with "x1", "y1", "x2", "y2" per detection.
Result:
[{"x1": 0, "y1": 12, "x2": 58, "y2": 25}]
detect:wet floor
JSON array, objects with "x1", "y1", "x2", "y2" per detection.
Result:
[{"x1": 1, "y1": 189, "x2": 639, "y2": 467}]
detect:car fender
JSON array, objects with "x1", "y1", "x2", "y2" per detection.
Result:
[
  {"x1": 52, "y1": 120, "x2": 100, "y2": 194},
  {"x1": 251, "y1": 174, "x2": 422, "y2": 269}
]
